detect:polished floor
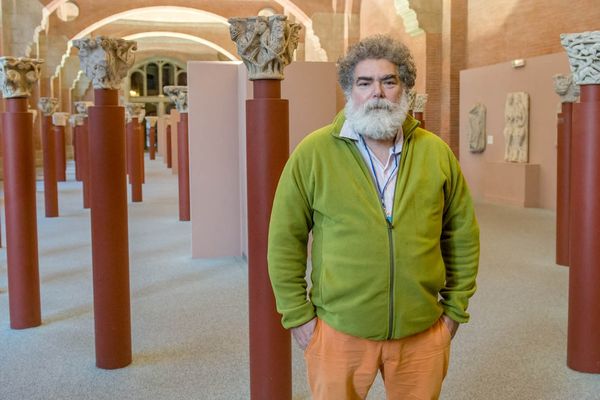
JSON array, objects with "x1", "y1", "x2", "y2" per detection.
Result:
[{"x1": 0, "y1": 155, "x2": 599, "y2": 399}]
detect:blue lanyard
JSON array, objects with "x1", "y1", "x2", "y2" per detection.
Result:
[{"x1": 359, "y1": 135, "x2": 400, "y2": 222}]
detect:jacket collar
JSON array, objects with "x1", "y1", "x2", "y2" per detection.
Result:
[{"x1": 331, "y1": 109, "x2": 420, "y2": 143}]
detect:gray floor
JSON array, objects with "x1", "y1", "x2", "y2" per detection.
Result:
[{"x1": 0, "y1": 156, "x2": 599, "y2": 399}]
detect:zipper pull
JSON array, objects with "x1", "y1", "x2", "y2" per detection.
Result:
[{"x1": 386, "y1": 215, "x2": 393, "y2": 229}]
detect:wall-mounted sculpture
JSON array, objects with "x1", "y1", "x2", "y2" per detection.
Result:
[
  {"x1": 503, "y1": 92, "x2": 529, "y2": 163},
  {"x1": 553, "y1": 74, "x2": 580, "y2": 103},
  {"x1": 468, "y1": 103, "x2": 486, "y2": 153}
]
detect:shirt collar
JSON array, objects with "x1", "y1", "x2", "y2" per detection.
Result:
[{"x1": 340, "y1": 120, "x2": 404, "y2": 154}]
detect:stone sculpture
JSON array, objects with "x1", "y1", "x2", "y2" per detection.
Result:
[
  {"x1": 38, "y1": 97, "x2": 59, "y2": 116},
  {"x1": 72, "y1": 37, "x2": 137, "y2": 90},
  {"x1": 413, "y1": 94, "x2": 428, "y2": 113},
  {"x1": 163, "y1": 86, "x2": 188, "y2": 113},
  {"x1": 468, "y1": 103, "x2": 486, "y2": 153},
  {"x1": 553, "y1": 74, "x2": 580, "y2": 103},
  {"x1": 228, "y1": 15, "x2": 301, "y2": 80},
  {"x1": 74, "y1": 101, "x2": 93, "y2": 115},
  {"x1": 0, "y1": 57, "x2": 43, "y2": 98},
  {"x1": 125, "y1": 103, "x2": 144, "y2": 123},
  {"x1": 52, "y1": 112, "x2": 70, "y2": 127},
  {"x1": 503, "y1": 92, "x2": 529, "y2": 163},
  {"x1": 561, "y1": 31, "x2": 600, "y2": 85},
  {"x1": 407, "y1": 88, "x2": 416, "y2": 112}
]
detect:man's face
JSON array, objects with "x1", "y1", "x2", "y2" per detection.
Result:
[{"x1": 350, "y1": 59, "x2": 403, "y2": 108}]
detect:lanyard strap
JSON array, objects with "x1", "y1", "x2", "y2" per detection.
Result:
[{"x1": 359, "y1": 135, "x2": 399, "y2": 221}]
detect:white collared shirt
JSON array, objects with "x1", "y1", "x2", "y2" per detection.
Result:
[{"x1": 340, "y1": 121, "x2": 404, "y2": 220}]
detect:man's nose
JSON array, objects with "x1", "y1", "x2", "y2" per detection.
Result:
[{"x1": 372, "y1": 82, "x2": 385, "y2": 98}]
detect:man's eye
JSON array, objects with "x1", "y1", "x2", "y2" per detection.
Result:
[
  {"x1": 383, "y1": 80, "x2": 397, "y2": 86},
  {"x1": 356, "y1": 81, "x2": 370, "y2": 87}
]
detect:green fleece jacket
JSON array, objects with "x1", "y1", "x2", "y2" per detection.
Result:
[{"x1": 267, "y1": 112, "x2": 479, "y2": 340}]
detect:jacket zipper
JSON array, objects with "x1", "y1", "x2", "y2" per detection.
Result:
[{"x1": 386, "y1": 217, "x2": 395, "y2": 339}]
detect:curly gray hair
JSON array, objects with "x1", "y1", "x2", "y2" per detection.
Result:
[{"x1": 337, "y1": 35, "x2": 416, "y2": 95}]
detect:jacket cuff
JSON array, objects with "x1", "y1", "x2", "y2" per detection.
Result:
[{"x1": 281, "y1": 302, "x2": 316, "y2": 329}]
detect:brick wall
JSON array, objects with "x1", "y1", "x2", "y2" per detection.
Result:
[{"x1": 467, "y1": 0, "x2": 600, "y2": 68}]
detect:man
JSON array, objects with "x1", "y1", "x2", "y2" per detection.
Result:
[{"x1": 267, "y1": 35, "x2": 479, "y2": 399}]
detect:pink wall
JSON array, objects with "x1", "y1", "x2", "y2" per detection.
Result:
[
  {"x1": 188, "y1": 61, "x2": 337, "y2": 258},
  {"x1": 459, "y1": 52, "x2": 571, "y2": 210}
]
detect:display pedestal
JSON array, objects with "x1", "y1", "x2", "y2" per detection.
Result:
[
  {"x1": 483, "y1": 161, "x2": 539, "y2": 207},
  {"x1": 89, "y1": 89, "x2": 132, "y2": 369},
  {"x1": 568, "y1": 84, "x2": 600, "y2": 373},
  {"x1": 247, "y1": 80, "x2": 292, "y2": 400},
  {"x1": 1, "y1": 97, "x2": 41, "y2": 329}
]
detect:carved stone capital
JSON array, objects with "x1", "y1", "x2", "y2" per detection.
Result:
[
  {"x1": 145, "y1": 116, "x2": 158, "y2": 129},
  {"x1": 69, "y1": 114, "x2": 86, "y2": 127},
  {"x1": 0, "y1": 57, "x2": 43, "y2": 98},
  {"x1": 553, "y1": 74, "x2": 580, "y2": 103},
  {"x1": 407, "y1": 89, "x2": 417, "y2": 111},
  {"x1": 72, "y1": 37, "x2": 137, "y2": 90},
  {"x1": 413, "y1": 94, "x2": 428, "y2": 113},
  {"x1": 74, "y1": 101, "x2": 94, "y2": 116},
  {"x1": 229, "y1": 15, "x2": 301, "y2": 80},
  {"x1": 38, "y1": 97, "x2": 59, "y2": 116},
  {"x1": 125, "y1": 103, "x2": 144, "y2": 123},
  {"x1": 561, "y1": 31, "x2": 600, "y2": 85},
  {"x1": 52, "y1": 112, "x2": 70, "y2": 126},
  {"x1": 163, "y1": 86, "x2": 188, "y2": 113}
]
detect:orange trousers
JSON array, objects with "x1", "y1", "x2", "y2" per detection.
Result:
[{"x1": 304, "y1": 318, "x2": 451, "y2": 400}]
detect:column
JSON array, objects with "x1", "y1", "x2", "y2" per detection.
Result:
[
  {"x1": 137, "y1": 107, "x2": 146, "y2": 184},
  {"x1": 413, "y1": 93, "x2": 428, "y2": 130},
  {"x1": 0, "y1": 56, "x2": 43, "y2": 329},
  {"x1": 164, "y1": 86, "x2": 190, "y2": 221},
  {"x1": 553, "y1": 74, "x2": 579, "y2": 267},
  {"x1": 146, "y1": 116, "x2": 158, "y2": 160},
  {"x1": 125, "y1": 103, "x2": 144, "y2": 202},
  {"x1": 166, "y1": 123, "x2": 172, "y2": 169},
  {"x1": 73, "y1": 36, "x2": 137, "y2": 369},
  {"x1": 52, "y1": 112, "x2": 70, "y2": 182},
  {"x1": 38, "y1": 97, "x2": 60, "y2": 217},
  {"x1": 74, "y1": 102, "x2": 93, "y2": 208},
  {"x1": 561, "y1": 31, "x2": 600, "y2": 374},
  {"x1": 229, "y1": 15, "x2": 300, "y2": 399}
]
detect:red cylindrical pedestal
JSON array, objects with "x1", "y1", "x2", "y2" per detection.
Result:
[
  {"x1": 247, "y1": 80, "x2": 292, "y2": 400},
  {"x1": 41, "y1": 115, "x2": 58, "y2": 217},
  {"x1": 556, "y1": 103, "x2": 572, "y2": 267},
  {"x1": 414, "y1": 111, "x2": 425, "y2": 129},
  {"x1": 568, "y1": 84, "x2": 600, "y2": 373},
  {"x1": 74, "y1": 124, "x2": 83, "y2": 182},
  {"x1": 166, "y1": 124, "x2": 172, "y2": 169},
  {"x1": 89, "y1": 89, "x2": 132, "y2": 369},
  {"x1": 139, "y1": 122, "x2": 145, "y2": 184},
  {"x1": 1, "y1": 97, "x2": 42, "y2": 329},
  {"x1": 177, "y1": 113, "x2": 190, "y2": 221},
  {"x1": 127, "y1": 118, "x2": 143, "y2": 202},
  {"x1": 82, "y1": 118, "x2": 91, "y2": 209},
  {"x1": 53, "y1": 124, "x2": 67, "y2": 182},
  {"x1": 149, "y1": 126, "x2": 156, "y2": 160}
]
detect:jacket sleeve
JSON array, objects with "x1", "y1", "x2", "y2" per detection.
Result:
[
  {"x1": 439, "y1": 150, "x2": 480, "y2": 324},
  {"x1": 267, "y1": 148, "x2": 316, "y2": 329}
]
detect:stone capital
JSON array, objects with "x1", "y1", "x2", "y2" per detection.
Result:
[
  {"x1": 553, "y1": 74, "x2": 580, "y2": 103},
  {"x1": 72, "y1": 37, "x2": 137, "y2": 90},
  {"x1": 407, "y1": 89, "x2": 417, "y2": 111},
  {"x1": 52, "y1": 112, "x2": 70, "y2": 126},
  {"x1": 125, "y1": 103, "x2": 144, "y2": 123},
  {"x1": 163, "y1": 86, "x2": 188, "y2": 113},
  {"x1": 229, "y1": 15, "x2": 301, "y2": 80},
  {"x1": 38, "y1": 97, "x2": 59, "y2": 116},
  {"x1": 69, "y1": 114, "x2": 86, "y2": 127},
  {"x1": 413, "y1": 94, "x2": 428, "y2": 113},
  {"x1": 561, "y1": 31, "x2": 600, "y2": 85},
  {"x1": 145, "y1": 116, "x2": 158, "y2": 129},
  {"x1": 74, "y1": 101, "x2": 93, "y2": 116},
  {"x1": 0, "y1": 57, "x2": 43, "y2": 98}
]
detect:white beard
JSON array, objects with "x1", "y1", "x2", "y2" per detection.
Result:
[{"x1": 345, "y1": 92, "x2": 409, "y2": 141}]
